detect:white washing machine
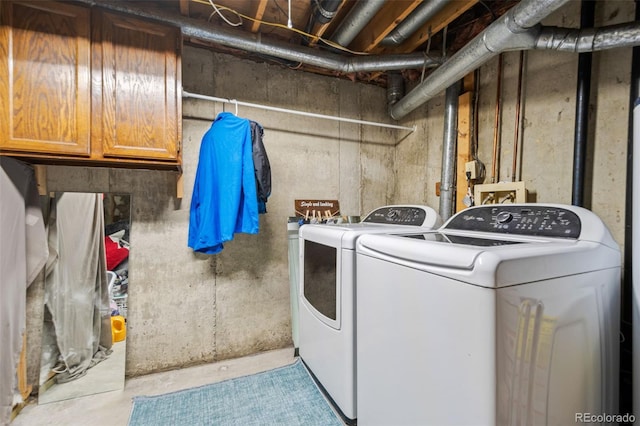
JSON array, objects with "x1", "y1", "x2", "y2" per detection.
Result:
[
  {"x1": 356, "y1": 204, "x2": 621, "y2": 426},
  {"x1": 298, "y1": 205, "x2": 441, "y2": 421}
]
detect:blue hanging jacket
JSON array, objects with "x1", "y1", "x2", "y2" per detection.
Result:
[{"x1": 188, "y1": 112, "x2": 259, "y2": 254}]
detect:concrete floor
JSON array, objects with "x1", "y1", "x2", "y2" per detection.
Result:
[{"x1": 12, "y1": 347, "x2": 297, "y2": 426}]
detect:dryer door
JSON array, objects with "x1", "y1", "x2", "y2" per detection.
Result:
[{"x1": 300, "y1": 237, "x2": 341, "y2": 329}]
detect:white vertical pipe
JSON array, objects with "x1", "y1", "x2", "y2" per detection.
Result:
[{"x1": 633, "y1": 98, "x2": 640, "y2": 418}]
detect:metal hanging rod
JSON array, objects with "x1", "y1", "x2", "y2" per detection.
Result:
[{"x1": 182, "y1": 91, "x2": 416, "y2": 132}]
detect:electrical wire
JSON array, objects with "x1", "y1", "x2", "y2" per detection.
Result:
[
  {"x1": 207, "y1": 0, "x2": 242, "y2": 26},
  {"x1": 420, "y1": 27, "x2": 433, "y2": 84},
  {"x1": 472, "y1": 68, "x2": 486, "y2": 184},
  {"x1": 192, "y1": 0, "x2": 371, "y2": 56},
  {"x1": 477, "y1": 1, "x2": 497, "y2": 21}
]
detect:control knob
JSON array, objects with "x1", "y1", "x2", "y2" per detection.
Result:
[{"x1": 496, "y1": 211, "x2": 513, "y2": 224}]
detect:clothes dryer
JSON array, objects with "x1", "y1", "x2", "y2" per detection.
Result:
[
  {"x1": 356, "y1": 204, "x2": 621, "y2": 425},
  {"x1": 298, "y1": 205, "x2": 441, "y2": 421}
]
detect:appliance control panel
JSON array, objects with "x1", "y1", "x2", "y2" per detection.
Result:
[
  {"x1": 363, "y1": 206, "x2": 429, "y2": 226},
  {"x1": 445, "y1": 205, "x2": 581, "y2": 238}
]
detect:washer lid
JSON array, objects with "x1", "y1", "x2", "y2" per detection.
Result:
[
  {"x1": 299, "y1": 205, "x2": 442, "y2": 249},
  {"x1": 300, "y1": 222, "x2": 435, "y2": 249},
  {"x1": 356, "y1": 231, "x2": 621, "y2": 288}
]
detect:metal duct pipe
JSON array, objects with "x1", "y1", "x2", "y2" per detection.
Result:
[
  {"x1": 387, "y1": 72, "x2": 405, "y2": 107},
  {"x1": 77, "y1": 0, "x2": 443, "y2": 74},
  {"x1": 305, "y1": 0, "x2": 342, "y2": 34},
  {"x1": 331, "y1": 0, "x2": 386, "y2": 48},
  {"x1": 390, "y1": 0, "x2": 569, "y2": 120},
  {"x1": 571, "y1": 0, "x2": 595, "y2": 208},
  {"x1": 382, "y1": 0, "x2": 452, "y2": 46},
  {"x1": 536, "y1": 22, "x2": 640, "y2": 52},
  {"x1": 310, "y1": 0, "x2": 342, "y2": 25},
  {"x1": 439, "y1": 81, "x2": 461, "y2": 221}
]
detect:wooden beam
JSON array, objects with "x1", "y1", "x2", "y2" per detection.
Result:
[
  {"x1": 17, "y1": 334, "x2": 32, "y2": 400},
  {"x1": 34, "y1": 165, "x2": 47, "y2": 196},
  {"x1": 387, "y1": 0, "x2": 479, "y2": 54},
  {"x1": 176, "y1": 172, "x2": 184, "y2": 199},
  {"x1": 349, "y1": 0, "x2": 422, "y2": 53},
  {"x1": 456, "y1": 91, "x2": 472, "y2": 212},
  {"x1": 462, "y1": 72, "x2": 475, "y2": 93},
  {"x1": 179, "y1": 0, "x2": 189, "y2": 16},
  {"x1": 250, "y1": 0, "x2": 269, "y2": 33}
]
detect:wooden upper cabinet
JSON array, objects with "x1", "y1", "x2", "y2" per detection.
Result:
[
  {"x1": 94, "y1": 11, "x2": 181, "y2": 162},
  {"x1": 0, "y1": 1, "x2": 91, "y2": 156},
  {"x1": 0, "y1": 1, "x2": 182, "y2": 169}
]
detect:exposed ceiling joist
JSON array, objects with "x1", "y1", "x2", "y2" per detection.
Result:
[
  {"x1": 249, "y1": 0, "x2": 268, "y2": 33},
  {"x1": 179, "y1": 0, "x2": 189, "y2": 16},
  {"x1": 387, "y1": 0, "x2": 480, "y2": 54},
  {"x1": 349, "y1": 0, "x2": 423, "y2": 53}
]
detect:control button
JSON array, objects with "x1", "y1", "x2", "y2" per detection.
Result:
[{"x1": 496, "y1": 211, "x2": 513, "y2": 224}]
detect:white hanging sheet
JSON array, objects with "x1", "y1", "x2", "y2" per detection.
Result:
[
  {"x1": 42, "y1": 193, "x2": 111, "y2": 385},
  {"x1": 0, "y1": 158, "x2": 48, "y2": 425}
]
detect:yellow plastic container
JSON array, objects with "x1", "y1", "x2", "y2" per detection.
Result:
[{"x1": 111, "y1": 315, "x2": 126, "y2": 342}]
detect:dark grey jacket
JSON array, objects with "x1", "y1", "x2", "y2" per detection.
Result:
[{"x1": 250, "y1": 121, "x2": 271, "y2": 213}]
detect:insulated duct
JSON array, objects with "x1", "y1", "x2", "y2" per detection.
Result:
[
  {"x1": 382, "y1": 0, "x2": 452, "y2": 46},
  {"x1": 390, "y1": 0, "x2": 640, "y2": 120},
  {"x1": 77, "y1": 0, "x2": 443, "y2": 74},
  {"x1": 390, "y1": 0, "x2": 570, "y2": 120},
  {"x1": 536, "y1": 22, "x2": 640, "y2": 52},
  {"x1": 330, "y1": 0, "x2": 386, "y2": 48}
]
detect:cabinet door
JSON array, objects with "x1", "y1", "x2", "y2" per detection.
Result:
[
  {"x1": 0, "y1": 1, "x2": 91, "y2": 156},
  {"x1": 96, "y1": 11, "x2": 181, "y2": 161}
]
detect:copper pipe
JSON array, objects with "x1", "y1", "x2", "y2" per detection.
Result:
[
  {"x1": 512, "y1": 50, "x2": 525, "y2": 182},
  {"x1": 491, "y1": 53, "x2": 503, "y2": 183}
]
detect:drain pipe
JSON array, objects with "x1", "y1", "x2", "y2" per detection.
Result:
[
  {"x1": 571, "y1": 0, "x2": 595, "y2": 207},
  {"x1": 390, "y1": 0, "x2": 570, "y2": 120},
  {"x1": 77, "y1": 0, "x2": 443, "y2": 74},
  {"x1": 439, "y1": 81, "x2": 461, "y2": 221},
  {"x1": 382, "y1": 0, "x2": 452, "y2": 46},
  {"x1": 330, "y1": 0, "x2": 386, "y2": 48}
]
